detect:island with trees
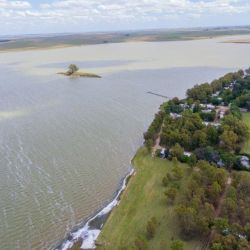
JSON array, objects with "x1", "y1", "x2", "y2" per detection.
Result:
[
  {"x1": 95, "y1": 67, "x2": 250, "y2": 250},
  {"x1": 58, "y1": 64, "x2": 101, "y2": 78}
]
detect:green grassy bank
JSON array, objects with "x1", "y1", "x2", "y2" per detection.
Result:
[{"x1": 96, "y1": 147, "x2": 202, "y2": 250}]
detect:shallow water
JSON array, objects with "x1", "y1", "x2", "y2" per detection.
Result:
[{"x1": 0, "y1": 36, "x2": 249, "y2": 249}]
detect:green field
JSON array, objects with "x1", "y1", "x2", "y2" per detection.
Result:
[
  {"x1": 96, "y1": 147, "x2": 202, "y2": 250},
  {"x1": 242, "y1": 113, "x2": 250, "y2": 154}
]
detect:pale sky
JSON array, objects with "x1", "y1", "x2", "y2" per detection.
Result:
[{"x1": 1, "y1": 0, "x2": 250, "y2": 35}]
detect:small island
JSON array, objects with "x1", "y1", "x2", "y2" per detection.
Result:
[{"x1": 58, "y1": 64, "x2": 101, "y2": 78}]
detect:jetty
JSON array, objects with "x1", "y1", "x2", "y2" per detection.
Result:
[{"x1": 147, "y1": 91, "x2": 171, "y2": 99}]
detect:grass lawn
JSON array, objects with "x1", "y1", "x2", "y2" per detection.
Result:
[
  {"x1": 96, "y1": 147, "x2": 202, "y2": 250},
  {"x1": 242, "y1": 112, "x2": 250, "y2": 154}
]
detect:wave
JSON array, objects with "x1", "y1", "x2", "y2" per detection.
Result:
[{"x1": 56, "y1": 166, "x2": 135, "y2": 250}]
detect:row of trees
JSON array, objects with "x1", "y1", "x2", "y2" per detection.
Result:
[
  {"x1": 173, "y1": 161, "x2": 227, "y2": 238},
  {"x1": 143, "y1": 111, "x2": 165, "y2": 150},
  {"x1": 162, "y1": 159, "x2": 250, "y2": 249},
  {"x1": 140, "y1": 68, "x2": 250, "y2": 249},
  {"x1": 150, "y1": 69, "x2": 249, "y2": 170},
  {"x1": 211, "y1": 172, "x2": 250, "y2": 249},
  {"x1": 186, "y1": 70, "x2": 245, "y2": 104}
]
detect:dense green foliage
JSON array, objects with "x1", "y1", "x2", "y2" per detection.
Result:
[
  {"x1": 146, "y1": 69, "x2": 250, "y2": 170},
  {"x1": 162, "y1": 160, "x2": 250, "y2": 249},
  {"x1": 172, "y1": 161, "x2": 227, "y2": 237},
  {"x1": 143, "y1": 111, "x2": 165, "y2": 151},
  {"x1": 211, "y1": 172, "x2": 250, "y2": 249},
  {"x1": 142, "y1": 68, "x2": 250, "y2": 249},
  {"x1": 97, "y1": 68, "x2": 250, "y2": 250}
]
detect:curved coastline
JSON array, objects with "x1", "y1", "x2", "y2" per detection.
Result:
[{"x1": 55, "y1": 162, "x2": 136, "y2": 250}]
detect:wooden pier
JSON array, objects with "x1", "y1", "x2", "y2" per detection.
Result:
[{"x1": 147, "y1": 91, "x2": 171, "y2": 99}]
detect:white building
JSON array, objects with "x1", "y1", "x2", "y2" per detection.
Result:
[
  {"x1": 170, "y1": 113, "x2": 182, "y2": 119},
  {"x1": 241, "y1": 156, "x2": 250, "y2": 169}
]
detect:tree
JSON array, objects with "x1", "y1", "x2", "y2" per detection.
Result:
[
  {"x1": 175, "y1": 205, "x2": 197, "y2": 236},
  {"x1": 211, "y1": 243, "x2": 224, "y2": 250},
  {"x1": 165, "y1": 187, "x2": 177, "y2": 204},
  {"x1": 188, "y1": 154, "x2": 197, "y2": 166},
  {"x1": 220, "y1": 234, "x2": 237, "y2": 250},
  {"x1": 134, "y1": 236, "x2": 147, "y2": 250},
  {"x1": 214, "y1": 218, "x2": 229, "y2": 233},
  {"x1": 206, "y1": 125, "x2": 219, "y2": 145},
  {"x1": 222, "y1": 197, "x2": 237, "y2": 219},
  {"x1": 67, "y1": 64, "x2": 79, "y2": 75},
  {"x1": 192, "y1": 130, "x2": 207, "y2": 148},
  {"x1": 146, "y1": 217, "x2": 157, "y2": 239},
  {"x1": 237, "y1": 238, "x2": 250, "y2": 250},
  {"x1": 162, "y1": 176, "x2": 168, "y2": 187},
  {"x1": 220, "y1": 130, "x2": 238, "y2": 152},
  {"x1": 222, "y1": 115, "x2": 249, "y2": 143},
  {"x1": 208, "y1": 181, "x2": 222, "y2": 205},
  {"x1": 172, "y1": 165, "x2": 183, "y2": 180},
  {"x1": 244, "y1": 223, "x2": 250, "y2": 240},
  {"x1": 170, "y1": 240, "x2": 184, "y2": 250},
  {"x1": 170, "y1": 143, "x2": 184, "y2": 160},
  {"x1": 186, "y1": 83, "x2": 212, "y2": 103},
  {"x1": 145, "y1": 139, "x2": 153, "y2": 152}
]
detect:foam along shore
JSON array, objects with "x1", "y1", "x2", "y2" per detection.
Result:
[
  {"x1": 57, "y1": 71, "x2": 101, "y2": 78},
  {"x1": 57, "y1": 167, "x2": 134, "y2": 250}
]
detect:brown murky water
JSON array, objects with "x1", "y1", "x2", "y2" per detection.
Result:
[{"x1": 0, "y1": 36, "x2": 249, "y2": 249}]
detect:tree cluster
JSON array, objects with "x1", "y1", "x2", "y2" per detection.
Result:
[
  {"x1": 174, "y1": 161, "x2": 227, "y2": 238},
  {"x1": 211, "y1": 172, "x2": 250, "y2": 249}
]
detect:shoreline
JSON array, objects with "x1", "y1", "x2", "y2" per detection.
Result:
[
  {"x1": 55, "y1": 162, "x2": 136, "y2": 250},
  {"x1": 1, "y1": 33, "x2": 250, "y2": 54}
]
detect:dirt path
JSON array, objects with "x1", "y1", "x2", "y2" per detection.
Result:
[
  {"x1": 215, "y1": 105, "x2": 230, "y2": 122},
  {"x1": 152, "y1": 134, "x2": 162, "y2": 157},
  {"x1": 215, "y1": 176, "x2": 232, "y2": 217},
  {"x1": 151, "y1": 121, "x2": 165, "y2": 157},
  {"x1": 203, "y1": 175, "x2": 232, "y2": 250}
]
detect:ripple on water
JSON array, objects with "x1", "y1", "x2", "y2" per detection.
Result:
[{"x1": 0, "y1": 64, "x2": 235, "y2": 249}]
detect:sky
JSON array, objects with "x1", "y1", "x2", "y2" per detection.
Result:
[{"x1": 0, "y1": 0, "x2": 250, "y2": 35}]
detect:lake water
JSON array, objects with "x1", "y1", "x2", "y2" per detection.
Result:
[{"x1": 0, "y1": 35, "x2": 250, "y2": 249}]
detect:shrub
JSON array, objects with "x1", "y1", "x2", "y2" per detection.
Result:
[
  {"x1": 134, "y1": 236, "x2": 147, "y2": 250},
  {"x1": 146, "y1": 217, "x2": 157, "y2": 239},
  {"x1": 170, "y1": 239, "x2": 184, "y2": 250}
]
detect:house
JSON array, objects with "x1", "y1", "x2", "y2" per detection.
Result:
[
  {"x1": 202, "y1": 109, "x2": 212, "y2": 113},
  {"x1": 212, "y1": 91, "x2": 220, "y2": 97},
  {"x1": 219, "y1": 111, "x2": 225, "y2": 119},
  {"x1": 206, "y1": 104, "x2": 215, "y2": 110},
  {"x1": 203, "y1": 122, "x2": 220, "y2": 127},
  {"x1": 240, "y1": 108, "x2": 248, "y2": 113},
  {"x1": 160, "y1": 148, "x2": 169, "y2": 158},
  {"x1": 170, "y1": 113, "x2": 182, "y2": 119},
  {"x1": 241, "y1": 156, "x2": 250, "y2": 169},
  {"x1": 160, "y1": 148, "x2": 165, "y2": 154},
  {"x1": 184, "y1": 151, "x2": 192, "y2": 157},
  {"x1": 217, "y1": 159, "x2": 225, "y2": 167},
  {"x1": 179, "y1": 103, "x2": 189, "y2": 109}
]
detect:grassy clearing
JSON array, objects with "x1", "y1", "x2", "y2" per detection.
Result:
[
  {"x1": 242, "y1": 113, "x2": 250, "y2": 154},
  {"x1": 96, "y1": 147, "x2": 202, "y2": 250}
]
